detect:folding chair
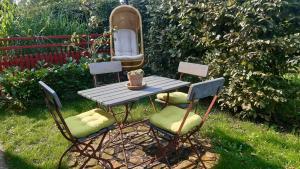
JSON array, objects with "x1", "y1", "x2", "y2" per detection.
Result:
[
  {"x1": 89, "y1": 61, "x2": 122, "y2": 87},
  {"x1": 39, "y1": 81, "x2": 116, "y2": 169},
  {"x1": 156, "y1": 62, "x2": 208, "y2": 107},
  {"x1": 149, "y1": 77, "x2": 225, "y2": 168}
]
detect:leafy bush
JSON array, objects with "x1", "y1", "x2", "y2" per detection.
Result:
[
  {"x1": 145, "y1": 0, "x2": 300, "y2": 125},
  {"x1": 277, "y1": 73, "x2": 300, "y2": 128},
  {"x1": 7, "y1": 0, "x2": 119, "y2": 37},
  {"x1": 0, "y1": 0, "x2": 16, "y2": 37},
  {"x1": 0, "y1": 58, "x2": 93, "y2": 111},
  {"x1": 8, "y1": 1, "x2": 86, "y2": 36}
]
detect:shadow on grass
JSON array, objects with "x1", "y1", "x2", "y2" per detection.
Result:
[
  {"x1": 4, "y1": 151, "x2": 69, "y2": 169},
  {"x1": 211, "y1": 129, "x2": 283, "y2": 169},
  {"x1": 4, "y1": 151, "x2": 38, "y2": 169}
]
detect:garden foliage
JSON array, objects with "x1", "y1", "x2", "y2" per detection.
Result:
[
  {"x1": 7, "y1": 0, "x2": 119, "y2": 37},
  {"x1": 145, "y1": 0, "x2": 300, "y2": 125},
  {"x1": 0, "y1": 58, "x2": 93, "y2": 111},
  {"x1": 0, "y1": 0, "x2": 15, "y2": 37},
  {"x1": 0, "y1": 0, "x2": 299, "y2": 128}
]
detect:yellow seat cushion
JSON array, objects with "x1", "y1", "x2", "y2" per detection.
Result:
[
  {"x1": 149, "y1": 106, "x2": 201, "y2": 135},
  {"x1": 65, "y1": 109, "x2": 115, "y2": 138},
  {"x1": 156, "y1": 92, "x2": 189, "y2": 104}
]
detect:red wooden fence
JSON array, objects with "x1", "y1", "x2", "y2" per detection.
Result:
[{"x1": 0, "y1": 34, "x2": 110, "y2": 71}]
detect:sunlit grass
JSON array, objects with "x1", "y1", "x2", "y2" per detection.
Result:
[{"x1": 0, "y1": 98, "x2": 299, "y2": 169}]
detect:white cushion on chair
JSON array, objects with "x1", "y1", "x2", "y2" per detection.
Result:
[
  {"x1": 114, "y1": 29, "x2": 139, "y2": 56},
  {"x1": 111, "y1": 54, "x2": 144, "y2": 61}
]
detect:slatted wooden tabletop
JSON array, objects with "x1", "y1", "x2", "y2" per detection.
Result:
[{"x1": 78, "y1": 76, "x2": 190, "y2": 107}]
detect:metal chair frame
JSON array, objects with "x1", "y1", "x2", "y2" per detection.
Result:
[
  {"x1": 149, "y1": 78, "x2": 225, "y2": 168},
  {"x1": 156, "y1": 62, "x2": 209, "y2": 108},
  {"x1": 39, "y1": 81, "x2": 115, "y2": 169}
]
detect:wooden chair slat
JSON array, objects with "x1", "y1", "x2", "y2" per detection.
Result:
[
  {"x1": 187, "y1": 77, "x2": 225, "y2": 100},
  {"x1": 89, "y1": 61, "x2": 122, "y2": 75},
  {"x1": 178, "y1": 62, "x2": 208, "y2": 77}
]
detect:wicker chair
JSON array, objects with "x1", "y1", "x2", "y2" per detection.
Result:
[
  {"x1": 39, "y1": 81, "x2": 116, "y2": 168},
  {"x1": 109, "y1": 5, "x2": 144, "y2": 70},
  {"x1": 149, "y1": 78, "x2": 224, "y2": 168}
]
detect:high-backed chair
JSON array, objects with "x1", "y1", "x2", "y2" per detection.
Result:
[
  {"x1": 109, "y1": 5, "x2": 144, "y2": 70},
  {"x1": 149, "y1": 78, "x2": 224, "y2": 167},
  {"x1": 156, "y1": 62, "x2": 209, "y2": 106},
  {"x1": 39, "y1": 81, "x2": 116, "y2": 168},
  {"x1": 89, "y1": 61, "x2": 122, "y2": 87}
]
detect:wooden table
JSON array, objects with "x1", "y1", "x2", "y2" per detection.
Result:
[
  {"x1": 78, "y1": 75, "x2": 190, "y2": 107},
  {"x1": 77, "y1": 75, "x2": 190, "y2": 168}
]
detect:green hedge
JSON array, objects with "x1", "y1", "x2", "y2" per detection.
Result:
[
  {"x1": 7, "y1": 0, "x2": 119, "y2": 37},
  {"x1": 144, "y1": 0, "x2": 300, "y2": 126},
  {"x1": 0, "y1": 58, "x2": 93, "y2": 111},
  {"x1": 0, "y1": 0, "x2": 15, "y2": 37}
]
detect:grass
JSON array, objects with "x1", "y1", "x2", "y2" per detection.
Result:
[
  {"x1": 0, "y1": 98, "x2": 299, "y2": 169},
  {"x1": 203, "y1": 113, "x2": 300, "y2": 169}
]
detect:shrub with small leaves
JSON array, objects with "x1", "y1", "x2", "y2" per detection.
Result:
[
  {"x1": 0, "y1": 58, "x2": 93, "y2": 111},
  {"x1": 0, "y1": 0, "x2": 15, "y2": 37},
  {"x1": 145, "y1": 0, "x2": 300, "y2": 125}
]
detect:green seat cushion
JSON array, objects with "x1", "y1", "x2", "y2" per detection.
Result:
[
  {"x1": 65, "y1": 109, "x2": 115, "y2": 138},
  {"x1": 156, "y1": 92, "x2": 189, "y2": 104},
  {"x1": 149, "y1": 106, "x2": 201, "y2": 135}
]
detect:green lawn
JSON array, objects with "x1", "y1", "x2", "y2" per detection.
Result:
[{"x1": 0, "y1": 98, "x2": 299, "y2": 169}]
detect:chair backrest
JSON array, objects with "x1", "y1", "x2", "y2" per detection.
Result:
[
  {"x1": 178, "y1": 62, "x2": 208, "y2": 78},
  {"x1": 187, "y1": 77, "x2": 225, "y2": 101},
  {"x1": 39, "y1": 81, "x2": 74, "y2": 141},
  {"x1": 177, "y1": 77, "x2": 225, "y2": 134},
  {"x1": 89, "y1": 61, "x2": 122, "y2": 75},
  {"x1": 113, "y1": 29, "x2": 138, "y2": 56},
  {"x1": 89, "y1": 61, "x2": 122, "y2": 87}
]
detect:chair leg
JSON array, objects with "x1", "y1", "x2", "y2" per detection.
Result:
[
  {"x1": 187, "y1": 137, "x2": 201, "y2": 160},
  {"x1": 123, "y1": 104, "x2": 130, "y2": 123},
  {"x1": 80, "y1": 157, "x2": 113, "y2": 169},
  {"x1": 119, "y1": 127, "x2": 128, "y2": 168},
  {"x1": 99, "y1": 105, "x2": 109, "y2": 112},
  {"x1": 149, "y1": 96, "x2": 157, "y2": 112},
  {"x1": 99, "y1": 158, "x2": 114, "y2": 169},
  {"x1": 94, "y1": 132, "x2": 108, "y2": 153},
  {"x1": 78, "y1": 133, "x2": 114, "y2": 169},
  {"x1": 79, "y1": 157, "x2": 92, "y2": 169},
  {"x1": 187, "y1": 137, "x2": 207, "y2": 169},
  {"x1": 150, "y1": 128, "x2": 163, "y2": 153},
  {"x1": 79, "y1": 140, "x2": 94, "y2": 152},
  {"x1": 58, "y1": 145, "x2": 74, "y2": 169},
  {"x1": 109, "y1": 107, "x2": 128, "y2": 168},
  {"x1": 98, "y1": 133, "x2": 114, "y2": 169},
  {"x1": 150, "y1": 127, "x2": 171, "y2": 168}
]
